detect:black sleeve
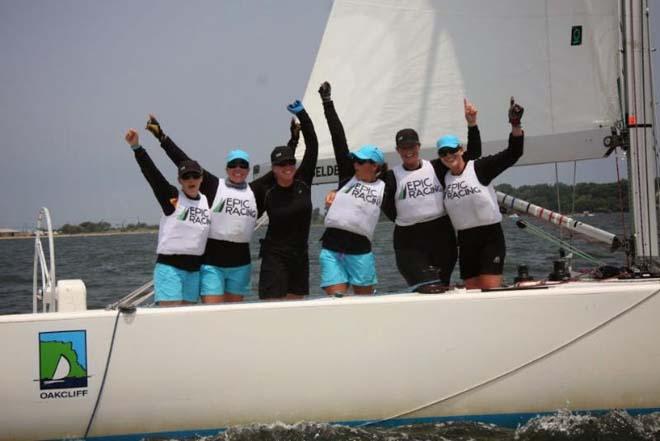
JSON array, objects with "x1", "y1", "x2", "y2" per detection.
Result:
[
  {"x1": 249, "y1": 172, "x2": 275, "y2": 218},
  {"x1": 379, "y1": 169, "x2": 397, "y2": 222},
  {"x1": 294, "y1": 109, "x2": 319, "y2": 186},
  {"x1": 323, "y1": 101, "x2": 354, "y2": 182},
  {"x1": 159, "y1": 136, "x2": 220, "y2": 201},
  {"x1": 463, "y1": 125, "x2": 482, "y2": 161},
  {"x1": 474, "y1": 132, "x2": 524, "y2": 186},
  {"x1": 133, "y1": 147, "x2": 178, "y2": 216},
  {"x1": 287, "y1": 132, "x2": 299, "y2": 152}
]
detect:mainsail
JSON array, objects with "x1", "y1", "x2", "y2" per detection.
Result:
[{"x1": 299, "y1": 0, "x2": 621, "y2": 184}]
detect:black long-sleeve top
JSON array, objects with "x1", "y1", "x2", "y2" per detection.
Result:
[
  {"x1": 250, "y1": 109, "x2": 319, "y2": 250},
  {"x1": 467, "y1": 132, "x2": 524, "y2": 186},
  {"x1": 132, "y1": 146, "x2": 202, "y2": 271},
  {"x1": 319, "y1": 100, "x2": 390, "y2": 254}
]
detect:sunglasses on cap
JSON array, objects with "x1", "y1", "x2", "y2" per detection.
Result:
[
  {"x1": 438, "y1": 148, "x2": 460, "y2": 158},
  {"x1": 181, "y1": 172, "x2": 202, "y2": 180},
  {"x1": 274, "y1": 159, "x2": 296, "y2": 167},
  {"x1": 354, "y1": 158, "x2": 376, "y2": 165},
  {"x1": 227, "y1": 159, "x2": 249, "y2": 169}
]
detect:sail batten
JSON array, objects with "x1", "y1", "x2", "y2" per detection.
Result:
[{"x1": 299, "y1": 0, "x2": 621, "y2": 180}]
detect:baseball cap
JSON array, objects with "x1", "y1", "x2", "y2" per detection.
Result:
[
  {"x1": 436, "y1": 134, "x2": 461, "y2": 152},
  {"x1": 395, "y1": 128, "x2": 420, "y2": 146},
  {"x1": 226, "y1": 149, "x2": 250, "y2": 164},
  {"x1": 178, "y1": 160, "x2": 203, "y2": 177},
  {"x1": 270, "y1": 146, "x2": 296, "y2": 165},
  {"x1": 351, "y1": 144, "x2": 385, "y2": 165}
]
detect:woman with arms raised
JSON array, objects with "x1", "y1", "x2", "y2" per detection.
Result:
[
  {"x1": 124, "y1": 128, "x2": 210, "y2": 306},
  {"x1": 440, "y1": 97, "x2": 524, "y2": 289}
]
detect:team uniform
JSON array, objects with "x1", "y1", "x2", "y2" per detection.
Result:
[
  {"x1": 381, "y1": 126, "x2": 481, "y2": 286},
  {"x1": 443, "y1": 133, "x2": 524, "y2": 279},
  {"x1": 250, "y1": 109, "x2": 318, "y2": 299},
  {"x1": 159, "y1": 138, "x2": 258, "y2": 296},
  {"x1": 133, "y1": 147, "x2": 210, "y2": 303},
  {"x1": 319, "y1": 100, "x2": 388, "y2": 288}
]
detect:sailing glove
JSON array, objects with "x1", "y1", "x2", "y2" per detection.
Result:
[
  {"x1": 318, "y1": 81, "x2": 332, "y2": 102},
  {"x1": 289, "y1": 117, "x2": 301, "y2": 145},
  {"x1": 146, "y1": 115, "x2": 166, "y2": 142},
  {"x1": 287, "y1": 100, "x2": 304, "y2": 114},
  {"x1": 508, "y1": 97, "x2": 524, "y2": 126}
]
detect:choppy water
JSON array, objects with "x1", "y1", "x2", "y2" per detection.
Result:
[{"x1": 2, "y1": 212, "x2": 657, "y2": 440}]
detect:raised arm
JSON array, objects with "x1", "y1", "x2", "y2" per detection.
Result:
[
  {"x1": 463, "y1": 98, "x2": 482, "y2": 161},
  {"x1": 319, "y1": 82, "x2": 353, "y2": 183},
  {"x1": 287, "y1": 118, "x2": 301, "y2": 152},
  {"x1": 287, "y1": 100, "x2": 318, "y2": 186},
  {"x1": 125, "y1": 129, "x2": 178, "y2": 216}
]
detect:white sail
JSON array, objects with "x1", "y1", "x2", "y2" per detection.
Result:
[{"x1": 298, "y1": 0, "x2": 621, "y2": 183}]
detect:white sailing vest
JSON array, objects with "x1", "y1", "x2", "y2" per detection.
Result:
[
  {"x1": 443, "y1": 161, "x2": 502, "y2": 231},
  {"x1": 324, "y1": 176, "x2": 385, "y2": 240},
  {"x1": 157, "y1": 191, "x2": 210, "y2": 255},
  {"x1": 208, "y1": 179, "x2": 258, "y2": 243},
  {"x1": 393, "y1": 160, "x2": 445, "y2": 226}
]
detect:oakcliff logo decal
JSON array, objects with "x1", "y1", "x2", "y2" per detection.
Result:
[
  {"x1": 212, "y1": 198, "x2": 257, "y2": 218},
  {"x1": 38, "y1": 330, "x2": 89, "y2": 399},
  {"x1": 398, "y1": 178, "x2": 442, "y2": 200}
]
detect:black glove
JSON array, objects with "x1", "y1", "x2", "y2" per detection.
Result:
[
  {"x1": 318, "y1": 81, "x2": 332, "y2": 103},
  {"x1": 289, "y1": 117, "x2": 301, "y2": 143},
  {"x1": 508, "y1": 97, "x2": 524, "y2": 127},
  {"x1": 146, "y1": 115, "x2": 166, "y2": 142}
]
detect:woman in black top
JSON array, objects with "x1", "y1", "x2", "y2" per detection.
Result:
[{"x1": 250, "y1": 100, "x2": 319, "y2": 300}]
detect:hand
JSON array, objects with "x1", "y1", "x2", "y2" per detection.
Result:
[
  {"x1": 508, "y1": 96, "x2": 524, "y2": 127},
  {"x1": 318, "y1": 81, "x2": 332, "y2": 102},
  {"x1": 146, "y1": 114, "x2": 165, "y2": 141},
  {"x1": 325, "y1": 190, "x2": 337, "y2": 209},
  {"x1": 464, "y1": 98, "x2": 477, "y2": 127},
  {"x1": 124, "y1": 129, "x2": 139, "y2": 147},
  {"x1": 287, "y1": 99, "x2": 304, "y2": 114},
  {"x1": 289, "y1": 117, "x2": 301, "y2": 142}
]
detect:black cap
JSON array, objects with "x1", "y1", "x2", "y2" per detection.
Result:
[
  {"x1": 270, "y1": 146, "x2": 295, "y2": 164},
  {"x1": 178, "y1": 160, "x2": 203, "y2": 177},
  {"x1": 395, "y1": 128, "x2": 420, "y2": 146}
]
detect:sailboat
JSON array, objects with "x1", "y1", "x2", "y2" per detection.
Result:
[{"x1": 1, "y1": 1, "x2": 659, "y2": 440}]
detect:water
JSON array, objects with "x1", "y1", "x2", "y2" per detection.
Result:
[{"x1": 1, "y1": 212, "x2": 656, "y2": 440}]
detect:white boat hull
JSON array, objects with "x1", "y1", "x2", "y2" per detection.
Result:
[{"x1": 2, "y1": 279, "x2": 660, "y2": 440}]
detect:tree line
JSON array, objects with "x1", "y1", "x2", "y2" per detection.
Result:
[{"x1": 58, "y1": 221, "x2": 158, "y2": 235}]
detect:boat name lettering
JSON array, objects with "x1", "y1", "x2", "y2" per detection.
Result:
[
  {"x1": 315, "y1": 164, "x2": 339, "y2": 178},
  {"x1": 444, "y1": 181, "x2": 482, "y2": 200},
  {"x1": 405, "y1": 178, "x2": 443, "y2": 198},
  {"x1": 40, "y1": 389, "x2": 88, "y2": 400}
]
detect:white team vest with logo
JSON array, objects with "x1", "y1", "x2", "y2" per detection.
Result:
[
  {"x1": 393, "y1": 160, "x2": 445, "y2": 226},
  {"x1": 208, "y1": 179, "x2": 258, "y2": 243},
  {"x1": 324, "y1": 176, "x2": 385, "y2": 240},
  {"x1": 157, "y1": 191, "x2": 210, "y2": 255},
  {"x1": 443, "y1": 161, "x2": 502, "y2": 231}
]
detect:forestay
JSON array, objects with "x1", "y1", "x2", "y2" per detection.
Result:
[{"x1": 297, "y1": 0, "x2": 621, "y2": 184}]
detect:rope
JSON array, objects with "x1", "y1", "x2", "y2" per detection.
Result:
[
  {"x1": 359, "y1": 285, "x2": 660, "y2": 427},
  {"x1": 83, "y1": 309, "x2": 123, "y2": 439}
]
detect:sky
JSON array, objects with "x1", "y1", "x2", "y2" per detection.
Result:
[{"x1": 0, "y1": 0, "x2": 658, "y2": 229}]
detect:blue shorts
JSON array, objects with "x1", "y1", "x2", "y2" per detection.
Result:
[
  {"x1": 200, "y1": 264, "x2": 251, "y2": 296},
  {"x1": 153, "y1": 263, "x2": 200, "y2": 303},
  {"x1": 319, "y1": 248, "x2": 377, "y2": 288}
]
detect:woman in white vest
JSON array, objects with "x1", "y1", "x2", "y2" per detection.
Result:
[
  {"x1": 144, "y1": 115, "x2": 293, "y2": 303},
  {"x1": 440, "y1": 97, "x2": 524, "y2": 289},
  {"x1": 124, "y1": 129, "x2": 210, "y2": 306},
  {"x1": 318, "y1": 82, "x2": 388, "y2": 295},
  {"x1": 380, "y1": 100, "x2": 481, "y2": 288}
]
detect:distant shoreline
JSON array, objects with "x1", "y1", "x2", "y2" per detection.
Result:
[{"x1": 0, "y1": 230, "x2": 157, "y2": 241}]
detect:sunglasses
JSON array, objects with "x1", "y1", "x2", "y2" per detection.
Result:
[
  {"x1": 438, "y1": 148, "x2": 459, "y2": 157},
  {"x1": 227, "y1": 160, "x2": 249, "y2": 169},
  {"x1": 181, "y1": 172, "x2": 202, "y2": 180},
  {"x1": 274, "y1": 159, "x2": 296, "y2": 167},
  {"x1": 354, "y1": 158, "x2": 376, "y2": 165}
]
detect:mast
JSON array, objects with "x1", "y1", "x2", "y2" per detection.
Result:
[{"x1": 622, "y1": 0, "x2": 659, "y2": 268}]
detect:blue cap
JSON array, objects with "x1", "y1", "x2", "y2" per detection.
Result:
[
  {"x1": 351, "y1": 144, "x2": 385, "y2": 165},
  {"x1": 226, "y1": 149, "x2": 250, "y2": 163},
  {"x1": 436, "y1": 134, "x2": 461, "y2": 150}
]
